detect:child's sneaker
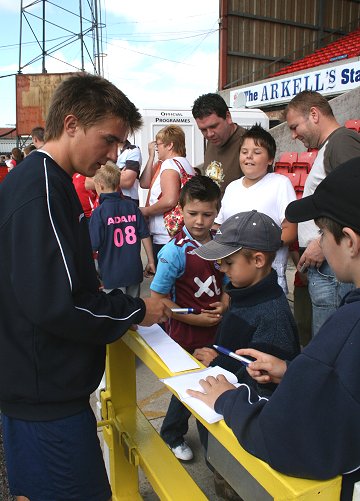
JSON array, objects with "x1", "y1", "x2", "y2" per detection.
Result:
[{"x1": 171, "y1": 442, "x2": 193, "y2": 461}]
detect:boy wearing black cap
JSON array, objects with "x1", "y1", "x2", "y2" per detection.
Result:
[
  {"x1": 188, "y1": 158, "x2": 360, "y2": 500},
  {"x1": 193, "y1": 210, "x2": 300, "y2": 393}
]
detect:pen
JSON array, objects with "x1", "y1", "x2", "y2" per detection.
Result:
[
  {"x1": 213, "y1": 345, "x2": 252, "y2": 366},
  {"x1": 171, "y1": 308, "x2": 201, "y2": 314}
]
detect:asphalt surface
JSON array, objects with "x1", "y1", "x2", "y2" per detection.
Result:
[{"x1": 135, "y1": 360, "x2": 217, "y2": 500}]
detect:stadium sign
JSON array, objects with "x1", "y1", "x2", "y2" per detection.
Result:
[{"x1": 230, "y1": 60, "x2": 360, "y2": 108}]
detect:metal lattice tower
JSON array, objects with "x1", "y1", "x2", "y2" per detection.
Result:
[{"x1": 18, "y1": 0, "x2": 106, "y2": 76}]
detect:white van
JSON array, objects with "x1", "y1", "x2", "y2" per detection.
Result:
[{"x1": 132, "y1": 107, "x2": 269, "y2": 168}]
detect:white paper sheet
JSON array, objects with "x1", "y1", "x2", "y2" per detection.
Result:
[
  {"x1": 136, "y1": 324, "x2": 200, "y2": 372},
  {"x1": 161, "y1": 366, "x2": 239, "y2": 423}
]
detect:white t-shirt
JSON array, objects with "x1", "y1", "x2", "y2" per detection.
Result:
[
  {"x1": 216, "y1": 172, "x2": 296, "y2": 293},
  {"x1": 149, "y1": 157, "x2": 195, "y2": 245},
  {"x1": 298, "y1": 143, "x2": 326, "y2": 247},
  {"x1": 116, "y1": 145, "x2": 142, "y2": 200}
]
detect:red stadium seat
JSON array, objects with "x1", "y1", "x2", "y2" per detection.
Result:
[
  {"x1": 271, "y1": 28, "x2": 360, "y2": 79},
  {"x1": 292, "y1": 163, "x2": 309, "y2": 174},
  {"x1": 274, "y1": 164, "x2": 290, "y2": 174},
  {"x1": 284, "y1": 171, "x2": 309, "y2": 199},
  {"x1": 279, "y1": 151, "x2": 298, "y2": 165},
  {"x1": 275, "y1": 152, "x2": 298, "y2": 172},
  {"x1": 295, "y1": 172, "x2": 309, "y2": 198},
  {"x1": 345, "y1": 119, "x2": 360, "y2": 132},
  {"x1": 292, "y1": 151, "x2": 318, "y2": 173},
  {"x1": 285, "y1": 172, "x2": 302, "y2": 190}
]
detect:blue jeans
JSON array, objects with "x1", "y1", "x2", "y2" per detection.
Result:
[{"x1": 308, "y1": 261, "x2": 354, "y2": 336}]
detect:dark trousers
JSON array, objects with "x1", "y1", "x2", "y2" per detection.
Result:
[
  {"x1": 152, "y1": 242, "x2": 164, "y2": 267},
  {"x1": 160, "y1": 394, "x2": 191, "y2": 448}
]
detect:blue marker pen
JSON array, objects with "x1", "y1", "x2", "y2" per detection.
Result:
[{"x1": 213, "y1": 345, "x2": 252, "y2": 367}]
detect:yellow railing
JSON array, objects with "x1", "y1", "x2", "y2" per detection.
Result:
[{"x1": 98, "y1": 329, "x2": 341, "y2": 500}]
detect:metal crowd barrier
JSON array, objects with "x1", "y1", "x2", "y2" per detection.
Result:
[{"x1": 98, "y1": 329, "x2": 341, "y2": 500}]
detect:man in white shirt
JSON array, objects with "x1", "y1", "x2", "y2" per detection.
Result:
[
  {"x1": 285, "y1": 90, "x2": 360, "y2": 335},
  {"x1": 116, "y1": 137, "x2": 142, "y2": 204}
]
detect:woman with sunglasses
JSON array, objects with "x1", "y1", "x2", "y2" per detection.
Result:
[{"x1": 140, "y1": 125, "x2": 195, "y2": 264}]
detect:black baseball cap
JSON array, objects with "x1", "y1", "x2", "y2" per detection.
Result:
[
  {"x1": 194, "y1": 210, "x2": 282, "y2": 261},
  {"x1": 286, "y1": 157, "x2": 360, "y2": 233}
]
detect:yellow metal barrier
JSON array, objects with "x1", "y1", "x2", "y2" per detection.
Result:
[{"x1": 99, "y1": 329, "x2": 341, "y2": 500}]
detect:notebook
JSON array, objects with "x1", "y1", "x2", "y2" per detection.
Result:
[
  {"x1": 161, "y1": 366, "x2": 238, "y2": 423},
  {"x1": 136, "y1": 324, "x2": 200, "y2": 372}
]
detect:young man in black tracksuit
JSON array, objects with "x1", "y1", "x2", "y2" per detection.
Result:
[
  {"x1": 189, "y1": 158, "x2": 360, "y2": 500},
  {"x1": 0, "y1": 74, "x2": 168, "y2": 501}
]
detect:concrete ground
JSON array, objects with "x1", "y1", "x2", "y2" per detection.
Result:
[
  {"x1": 98, "y1": 270, "x2": 220, "y2": 500},
  {"x1": 135, "y1": 361, "x2": 217, "y2": 500}
]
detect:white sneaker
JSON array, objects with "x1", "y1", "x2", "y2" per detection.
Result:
[{"x1": 171, "y1": 442, "x2": 193, "y2": 461}]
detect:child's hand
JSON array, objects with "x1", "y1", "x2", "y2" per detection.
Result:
[
  {"x1": 187, "y1": 374, "x2": 236, "y2": 408},
  {"x1": 196, "y1": 312, "x2": 222, "y2": 326},
  {"x1": 201, "y1": 301, "x2": 223, "y2": 316},
  {"x1": 236, "y1": 348, "x2": 288, "y2": 384},
  {"x1": 144, "y1": 262, "x2": 156, "y2": 278},
  {"x1": 193, "y1": 347, "x2": 217, "y2": 367}
]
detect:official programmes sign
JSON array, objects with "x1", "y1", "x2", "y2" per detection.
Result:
[{"x1": 230, "y1": 60, "x2": 360, "y2": 108}]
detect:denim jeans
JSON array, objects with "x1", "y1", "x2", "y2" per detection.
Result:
[
  {"x1": 307, "y1": 261, "x2": 354, "y2": 336},
  {"x1": 160, "y1": 394, "x2": 191, "y2": 448}
]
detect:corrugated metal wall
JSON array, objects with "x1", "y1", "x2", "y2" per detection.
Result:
[{"x1": 220, "y1": 0, "x2": 360, "y2": 89}]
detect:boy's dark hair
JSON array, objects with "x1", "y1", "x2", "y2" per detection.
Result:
[
  {"x1": 31, "y1": 126, "x2": 45, "y2": 142},
  {"x1": 192, "y1": 93, "x2": 229, "y2": 120},
  {"x1": 315, "y1": 217, "x2": 345, "y2": 244},
  {"x1": 242, "y1": 125, "x2": 276, "y2": 171},
  {"x1": 45, "y1": 73, "x2": 143, "y2": 141},
  {"x1": 241, "y1": 248, "x2": 276, "y2": 267},
  {"x1": 179, "y1": 175, "x2": 221, "y2": 211}
]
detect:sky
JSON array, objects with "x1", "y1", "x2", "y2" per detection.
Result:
[{"x1": 0, "y1": 0, "x2": 219, "y2": 128}]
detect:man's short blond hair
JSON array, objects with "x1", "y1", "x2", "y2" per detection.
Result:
[{"x1": 93, "y1": 162, "x2": 120, "y2": 191}]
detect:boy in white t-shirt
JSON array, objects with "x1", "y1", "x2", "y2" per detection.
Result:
[{"x1": 215, "y1": 125, "x2": 297, "y2": 293}]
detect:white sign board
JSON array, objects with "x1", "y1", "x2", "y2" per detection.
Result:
[{"x1": 230, "y1": 60, "x2": 360, "y2": 108}]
